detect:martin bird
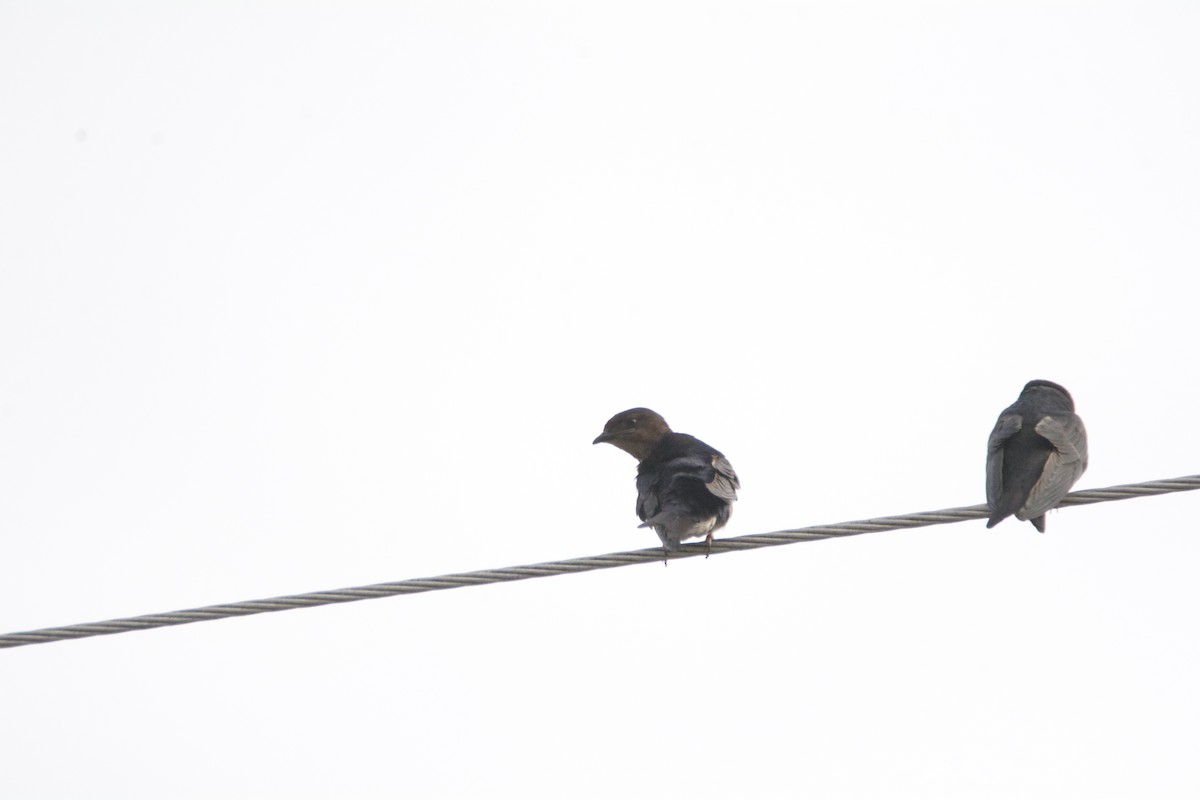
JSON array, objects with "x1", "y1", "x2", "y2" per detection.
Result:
[
  {"x1": 593, "y1": 408, "x2": 740, "y2": 554},
  {"x1": 986, "y1": 380, "x2": 1088, "y2": 532}
]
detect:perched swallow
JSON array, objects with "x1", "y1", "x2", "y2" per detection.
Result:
[
  {"x1": 986, "y1": 380, "x2": 1088, "y2": 532},
  {"x1": 593, "y1": 408, "x2": 740, "y2": 553}
]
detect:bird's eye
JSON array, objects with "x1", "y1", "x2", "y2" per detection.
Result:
[{"x1": 628, "y1": 417, "x2": 638, "y2": 425}]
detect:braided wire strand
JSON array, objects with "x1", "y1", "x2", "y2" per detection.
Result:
[{"x1": 2, "y1": 474, "x2": 1197, "y2": 650}]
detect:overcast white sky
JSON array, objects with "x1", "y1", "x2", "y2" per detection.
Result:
[{"x1": 2, "y1": 2, "x2": 1199, "y2": 797}]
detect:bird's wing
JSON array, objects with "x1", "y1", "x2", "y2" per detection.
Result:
[
  {"x1": 706, "y1": 454, "x2": 740, "y2": 503},
  {"x1": 1023, "y1": 413, "x2": 1088, "y2": 518},
  {"x1": 635, "y1": 469, "x2": 661, "y2": 522},
  {"x1": 655, "y1": 452, "x2": 739, "y2": 503},
  {"x1": 986, "y1": 413, "x2": 1023, "y2": 506}
]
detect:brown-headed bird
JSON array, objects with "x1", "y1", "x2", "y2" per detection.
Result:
[
  {"x1": 986, "y1": 380, "x2": 1088, "y2": 532},
  {"x1": 593, "y1": 408, "x2": 740, "y2": 553}
]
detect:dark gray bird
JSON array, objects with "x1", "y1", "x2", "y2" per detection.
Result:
[
  {"x1": 986, "y1": 380, "x2": 1088, "y2": 532},
  {"x1": 593, "y1": 408, "x2": 740, "y2": 553}
]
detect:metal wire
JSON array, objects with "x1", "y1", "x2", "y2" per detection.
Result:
[{"x1": 2, "y1": 474, "x2": 1197, "y2": 651}]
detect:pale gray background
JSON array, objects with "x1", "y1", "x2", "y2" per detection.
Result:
[{"x1": 2, "y1": 2, "x2": 1199, "y2": 798}]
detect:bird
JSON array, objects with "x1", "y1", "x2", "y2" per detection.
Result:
[
  {"x1": 986, "y1": 380, "x2": 1088, "y2": 532},
  {"x1": 593, "y1": 408, "x2": 740, "y2": 555}
]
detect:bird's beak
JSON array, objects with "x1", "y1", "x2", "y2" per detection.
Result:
[{"x1": 592, "y1": 432, "x2": 612, "y2": 445}]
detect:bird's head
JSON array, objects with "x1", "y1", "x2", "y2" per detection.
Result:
[
  {"x1": 1021, "y1": 379, "x2": 1075, "y2": 411},
  {"x1": 592, "y1": 407, "x2": 672, "y2": 461}
]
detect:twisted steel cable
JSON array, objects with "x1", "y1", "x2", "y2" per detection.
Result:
[{"x1": 2, "y1": 474, "x2": 1197, "y2": 650}]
